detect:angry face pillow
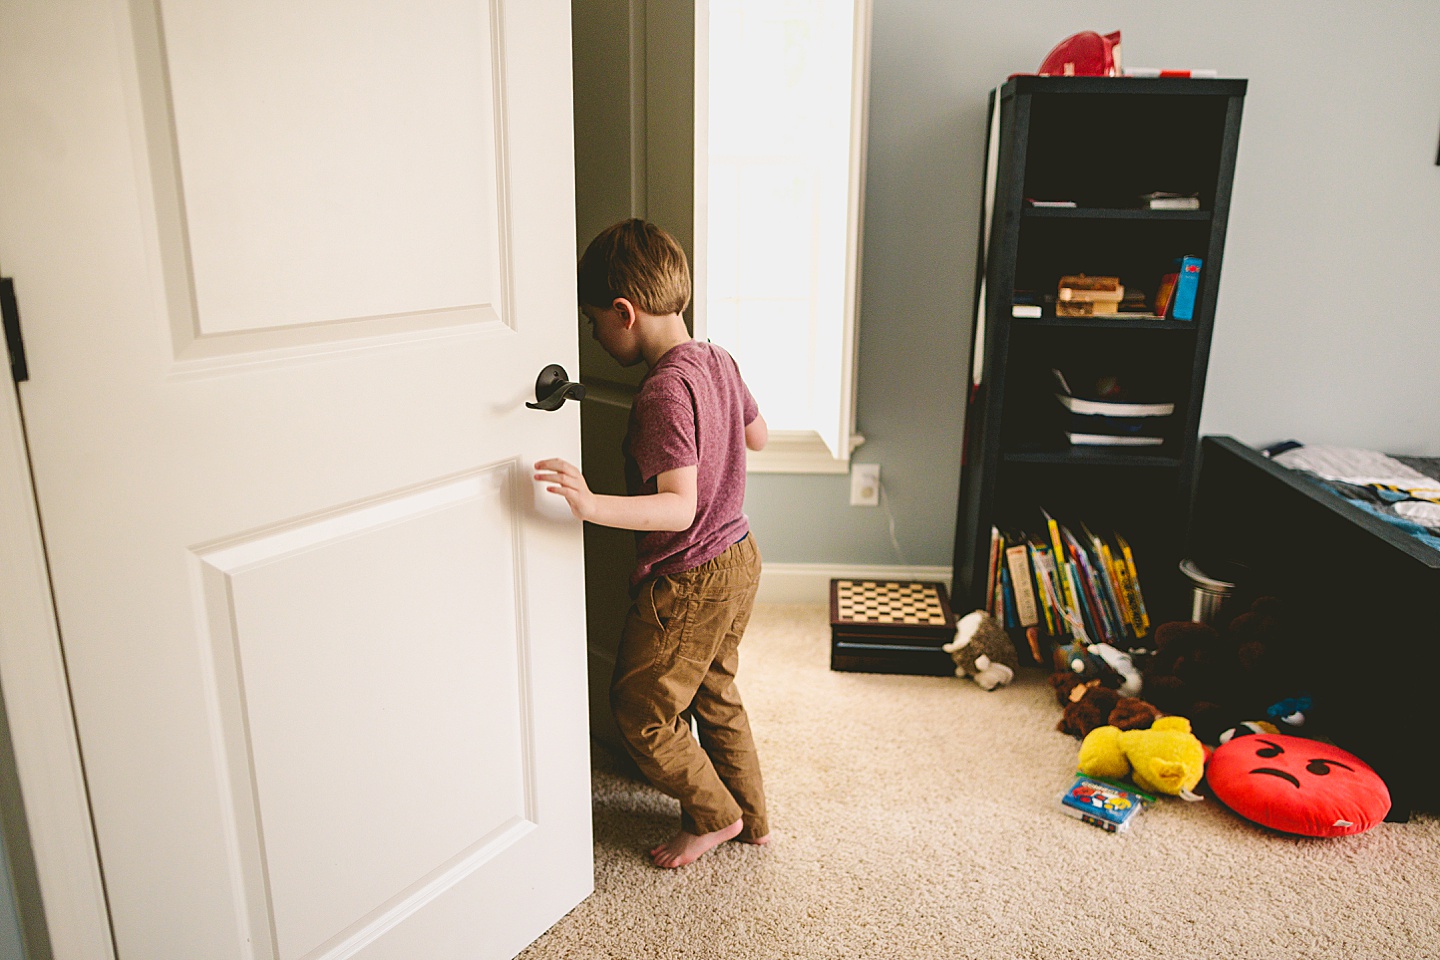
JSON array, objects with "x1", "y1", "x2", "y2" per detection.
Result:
[{"x1": 1206, "y1": 733, "x2": 1390, "y2": 837}]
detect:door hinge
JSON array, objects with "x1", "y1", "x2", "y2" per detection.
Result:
[{"x1": 2, "y1": 277, "x2": 27, "y2": 383}]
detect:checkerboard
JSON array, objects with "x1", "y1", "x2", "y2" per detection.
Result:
[
  {"x1": 832, "y1": 579, "x2": 952, "y2": 626},
  {"x1": 828, "y1": 579, "x2": 957, "y2": 675}
]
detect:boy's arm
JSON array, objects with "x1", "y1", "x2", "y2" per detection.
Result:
[
  {"x1": 533, "y1": 459, "x2": 697, "y2": 531},
  {"x1": 745, "y1": 412, "x2": 768, "y2": 451}
]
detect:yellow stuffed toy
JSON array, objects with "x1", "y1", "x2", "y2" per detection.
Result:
[{"x1": 1077, "y1": 715, "x2": 1206, "y2": 799}]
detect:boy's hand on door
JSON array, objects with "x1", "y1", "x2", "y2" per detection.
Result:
[{"x1": 534, "y1": 458, "x2": 597, "y2": 522}]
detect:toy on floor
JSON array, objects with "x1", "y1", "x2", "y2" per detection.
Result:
[
  {"x1": 1141, "y1": 596, "x2": 1308, "y2": 745},
  {"x1": 1053, "y1": 640, "x2": 1141, "y2": 697},
  {"x1": 943, "y1": 610, "x2": 1020, "y2": 690},
  {"x1": 1266, "y1": 695, "x2": 1312, "y2": 729},
  {"x1": 1060, "y1": 775, "x2": 1146, "y2": 833},
  {"x1": 1077, "y1": 715, "x2": 1207, "y2": 799},
  {"x1": 1207, "y1": 733, "x2": 1390, "y2": 837},
  {"x1": 1050, "y1": 675, "x2": 1161, "y2": 740},
  {"x1": 1088, "y1": 643, "x2": 1142, "y2": 697},
  {"x1": 1218, "y1": 720, "x2": 1279, "y2": 744}
]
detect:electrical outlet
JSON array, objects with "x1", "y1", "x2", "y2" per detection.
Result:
[{"x1": 850, "y1": 463, "x2": 880, "y2": 507}]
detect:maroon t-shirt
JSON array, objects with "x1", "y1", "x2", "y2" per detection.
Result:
[{"x1": 623, "y1": 339, "x2": 758, "y2": 587}]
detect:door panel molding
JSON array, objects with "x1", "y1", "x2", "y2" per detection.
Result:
[
  {"x1": 192, "y1": 464, "x2": 541, "y2": 959},
  {"x1": 122, "y1": 0, "x2": 515, "y2": 372}
]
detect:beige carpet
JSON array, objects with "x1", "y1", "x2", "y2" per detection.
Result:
[{"x1": 521, "y1": 603, "x2": 1440, "y2": 960}]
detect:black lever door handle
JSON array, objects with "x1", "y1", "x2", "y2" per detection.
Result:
[{"x1": 526, "y1": 363, "x2": 586, "y2": 411}]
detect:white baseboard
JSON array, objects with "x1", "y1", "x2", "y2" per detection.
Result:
[{"x1": 757, "y1": 563, "x2": 954, "y2": 604}]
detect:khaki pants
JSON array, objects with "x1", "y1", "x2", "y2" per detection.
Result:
[{"x1": 611, "y1": 534, "x2": 767, "y2": 841}]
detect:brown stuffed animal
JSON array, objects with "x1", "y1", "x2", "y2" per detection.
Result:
[
  {"x1": 1140, "y1": 596, "x2": 1305, "y2": 745},
  {"x1": 1051, "y1": 674, "x2": 1162, "y2": 739}
]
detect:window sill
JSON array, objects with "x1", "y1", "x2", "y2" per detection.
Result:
[{"x1": 746, "y1": 430, "x2": 865, "y2": 475}]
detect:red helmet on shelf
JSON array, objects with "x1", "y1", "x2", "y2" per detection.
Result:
[{"x1": 1038, "y1": 30, "x2": 1122, "y2": 77}]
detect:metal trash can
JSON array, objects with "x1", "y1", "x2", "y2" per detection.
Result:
[{"x1": 1178, "y1": 559, "x2": 1238, "y2": 624}]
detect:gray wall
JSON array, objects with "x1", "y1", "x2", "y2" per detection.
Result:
[{"x1": 744, "y1": 0, "x2": 1440, "y2": 567}]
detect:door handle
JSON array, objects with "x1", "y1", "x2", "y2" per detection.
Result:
[{"x1": 526, "y1": 363, "x2": 586, "y2": 411}]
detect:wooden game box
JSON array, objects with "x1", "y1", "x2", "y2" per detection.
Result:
[{"x1": 829, "y1": 579, "x2": 958, "y2": 676}]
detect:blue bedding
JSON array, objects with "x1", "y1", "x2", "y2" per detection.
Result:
[{"x1": 1263, "y1": 442, "x2": 1440, "y2": 556}]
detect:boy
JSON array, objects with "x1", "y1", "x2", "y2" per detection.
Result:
[{"x1": 534, "y1": 219, "x2": 770, "y2": 868}]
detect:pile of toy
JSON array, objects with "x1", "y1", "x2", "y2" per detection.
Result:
[{"x1": 943, "y1": 600, "x2": 1392, "y2": 837}]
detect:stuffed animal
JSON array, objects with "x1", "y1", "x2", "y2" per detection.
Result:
[
  {"x1": 1064, "y1": 691, "x2": 1161, "y2": 740},
  {"x1": 1077, "y1": 715, "x2": 1207, "y2": 798},
  {"x1": 1140, "y1": 597, "x2": 1308, "y2": 745},
  {"x1": 1057, "y1": 682, "x2": 1121, "y2": 738},
  {"x1": 1088, "y1": 643, "x2": 1142, "y2": 697},
  {"x1": 1217, "y1": 720, "x2": 1279, "y2": 744},
  {"x1": 943, "y1": 610, "x2": 1020, "y2": 690},
  {"x1": 1052, "y1": 640, "x2": 1141, "y2": 697}
]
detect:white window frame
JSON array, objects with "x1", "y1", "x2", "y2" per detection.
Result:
[{"x1": 692, "y1": 0, "x2": 872, "y2": 474}]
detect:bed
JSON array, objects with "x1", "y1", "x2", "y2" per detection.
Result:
[{"x1": 1188, "y1": 435, "x2": 1440, "y2": 820}]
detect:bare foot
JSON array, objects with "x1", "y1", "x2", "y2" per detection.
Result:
[
  {"x1": 742, "y1": 833, "x2": 771, "y2": 846},
  {"x1": 649, "y1": 818, "x2": 743, "y2": 868}
]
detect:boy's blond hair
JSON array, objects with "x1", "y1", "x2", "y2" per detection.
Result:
[{"x1": 577, "y1": 219, "x2": 691, "y2": 315}]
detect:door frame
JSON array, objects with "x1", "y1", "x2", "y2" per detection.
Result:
[{"x1": 0, "y1": 377, "x2": 115, "y2": 959}]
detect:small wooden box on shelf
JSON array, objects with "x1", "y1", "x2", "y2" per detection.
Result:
[{"x1": 953, "y1": 76, "x2": 1246, "y2": 644}]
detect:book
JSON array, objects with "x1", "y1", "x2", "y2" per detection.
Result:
[
  {"x1": 1064, "y1": 562, "x2": 1097, "y2": 644},
  {"x1": 1116, "y1": 290, "x2": 1153, "y2": 313},
  {"x1": 1115, "y1": 534, "x2": 1150, "y2": 634},
  {"x1": 1058, "y1": 274, "x2": 1120, "y2": 293},
  {"x1": 1140, "y1": 191, "x2": 1200, "y2": 210},
  {"x1": 1053, "y1": 369, "x2": 1175, "y2": 417},
  {"x1": 999, "y1": 562, "x2": 1017, "y2": 627},
  {"x1": 984, "y1": 526, "x2": 1002, "y2": 616},
  {"x1": 1172, "y1": 255, "x2": 1202, "y2": 321},
  {"x1": 1066, "y1": 432, "x2": 1165, "y2": 447},
  {"x1": 1060, "y1": 775, "x2": 1145, "y2": 832},
  {"x1": 1026, "y1": 540, "x2": 1057, "y2": 636},
  {"x1": 1061, "y1": 410, "x2": 1169, "y2": 440},
  {"x1": 1081, "y1": 523, "x2": 1128, "y2": 641},
  {"x1": 1040, "y1": 509, "x2": 1073, "y2": 612},
  {"x1": 1056, "y1": 300, "x2": 1122, "y2": 317},
  {"x1": 1005, "y1": 542, "x2": 1040, "y2": 628},
  {"x1": 1033, "y1": 546, "x2": 1077, "y2": 640},
  {"x1": 1057, "y1": 288, "x2": 1125, "y2": 303},
  {"x1": 1154, "y1": 272, "x2": 1179, "y2": 317}
]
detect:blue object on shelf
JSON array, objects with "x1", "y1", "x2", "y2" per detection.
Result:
[{"x1": 1171, "y1": 255, "x2": 1202, "y2": 320}]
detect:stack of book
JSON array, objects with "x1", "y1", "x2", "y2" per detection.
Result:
[
  {"x1": 1053, "y1": 368, "x2": 1173, "y2": 448},
  {"x1": 1056, "y1": 275, "x2": 1123, "y2": 317},
  {"x1": 1139, "y1": 191, "x2": 1201, "y2": 210},
  {"x1": 984, "y1": 513, "x2": 1151, "y2": 653}
]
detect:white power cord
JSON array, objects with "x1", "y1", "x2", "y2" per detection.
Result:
[{"x1": 877, "y1": 478, "x2": 911, "y2": 566}]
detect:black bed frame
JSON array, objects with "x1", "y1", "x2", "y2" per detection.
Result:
[{"x1": 1188, "y1": 435, "x2": 1440, "y2": 819}]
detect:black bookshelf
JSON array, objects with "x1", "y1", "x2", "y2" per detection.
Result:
[{"x1": 953, "y1": 76, "x2": 1246, "y2": 633}]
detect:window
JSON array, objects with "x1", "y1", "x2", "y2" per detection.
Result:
[{"x1": 699, "y1": 0, "x2": 871, "y2": 473}]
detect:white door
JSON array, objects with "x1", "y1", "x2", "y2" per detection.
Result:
[{"x1": 0, "y1": 1, "x2": 592, "y2": 959}]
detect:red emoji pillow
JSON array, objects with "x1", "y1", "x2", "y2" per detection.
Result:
[{"x1": 1207, "y1": 733, "x2": 1390, "y2": 837}]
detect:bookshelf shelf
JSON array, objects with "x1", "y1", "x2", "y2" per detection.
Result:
[
  {"x1": 1019, "y1": 316, "x2": 1198, "y2": 330},
  {"x1": 1023, "y1": 207, "x2": 1211, "y2": 221},
  {"x1": 1003, "y1": 450, "x2": 1183, "y2": 468},
  {"x1": 953, "y1": 76, "x2": 1246, "y2": 645}
]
